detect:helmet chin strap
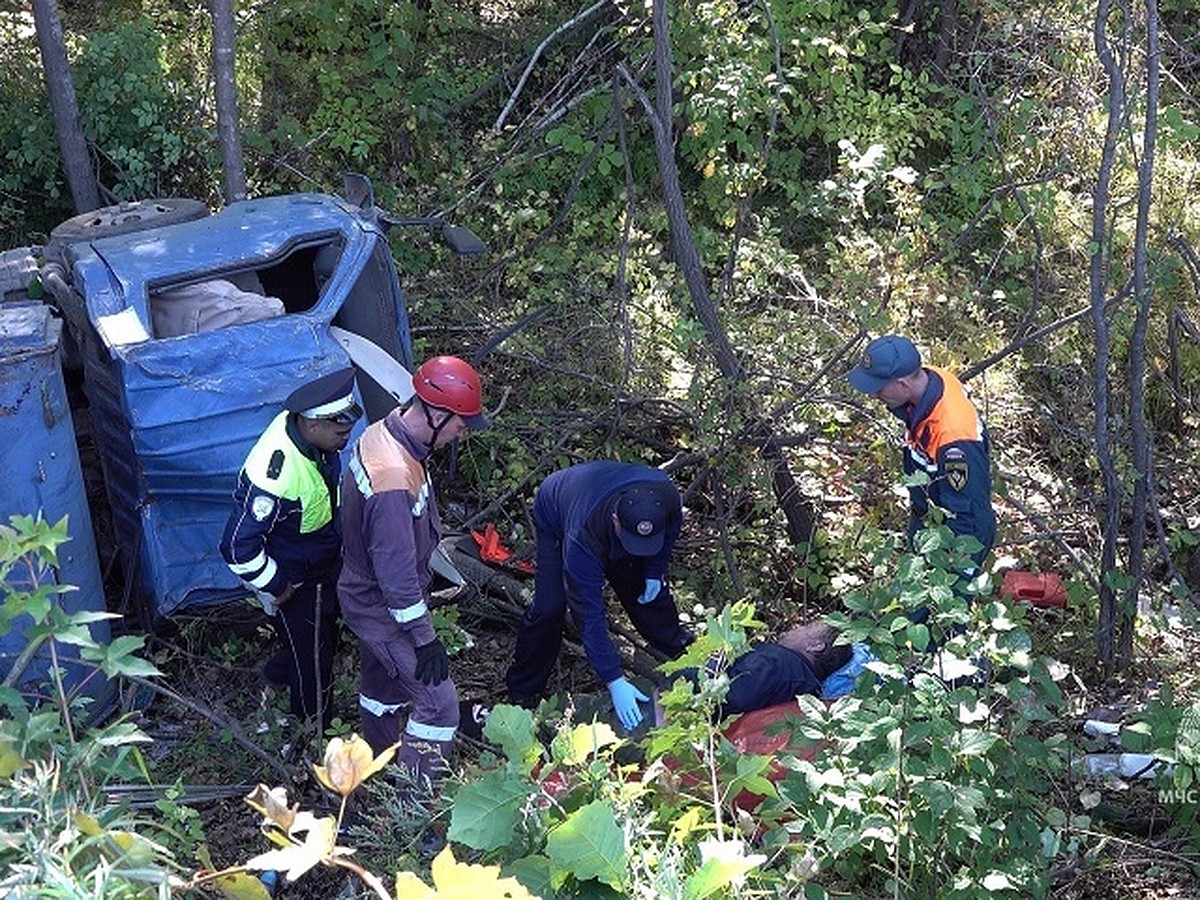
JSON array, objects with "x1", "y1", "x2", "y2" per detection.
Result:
[{"x1": 419, "y1": 399, "x2": 454, "y2": 451}]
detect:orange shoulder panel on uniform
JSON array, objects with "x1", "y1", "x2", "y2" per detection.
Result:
[
  {"x1": 355, "y1": 420, "x2": 426, "y2": 495},
  {"x1": 912, "y1": 366, "x2": 984, "y2": 459}
]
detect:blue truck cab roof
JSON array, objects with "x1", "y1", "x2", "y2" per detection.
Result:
[{"x1": 55, "y1": 191, "x2": 414, "y2": 617}]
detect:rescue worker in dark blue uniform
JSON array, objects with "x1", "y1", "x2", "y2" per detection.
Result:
[
  {"x1": 847, "y1": 335, "x2": 996, "y2": 569},
  {"x1": 220, "y1": 368, "x2": 361, "y2": 727},
  {"x1": 690, "y1": 620, "x2": 852, "y2": 719},
  {"x1": 505, "y1": 461, "x2": 693, "y2": 731}
]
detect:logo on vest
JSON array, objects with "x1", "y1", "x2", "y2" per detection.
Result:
[{"x1": 252, "y1": 495, "x2": 276, "y2": 521}]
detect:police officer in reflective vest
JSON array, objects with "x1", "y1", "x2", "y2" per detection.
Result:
[
  {"x1": 220, "y1": 368, "x2": 361, "y2": 726},
  {"x1": 337, "y1": 356, "x2": 489, "y2": 794},
  {"x1": 847, "y1": 334, "x2": 996, "y2": 569}
]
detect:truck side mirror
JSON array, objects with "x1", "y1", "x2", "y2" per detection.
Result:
[
  {"x1": 342, "y1": 173, "x2": 375, "y2": 212},
  {"x1": 441, "y1": 225, "x2": 487, "y2": 256}
]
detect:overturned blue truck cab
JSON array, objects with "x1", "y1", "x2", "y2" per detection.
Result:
[{"x1": 37, "y1": 181, "x2": 476, "y2": 620}]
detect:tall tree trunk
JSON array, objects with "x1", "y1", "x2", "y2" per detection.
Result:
[
  {"x1": 31, "y1": 0, "x2": 100, "y2": 213},
  {"x1": 1090, "y1": 0, "x2": 1129, "y2": 671},
  {"x1": 1121, "y1": 0, "x2": 1160, "y2": 668},
  {"x1": 617, "y1": 0, "x2": 818, "y2": 563},
  {"x1": 210, "y1": 0, "x2": 247, "y2": 203}
]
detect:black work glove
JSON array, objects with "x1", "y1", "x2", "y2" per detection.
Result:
[{"x1": 414, "y1": 639, "x2": 450, "y2": 686}]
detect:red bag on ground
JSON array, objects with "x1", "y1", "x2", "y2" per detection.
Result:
[{"x1": 999, "y1": 570, "x2": 1067, "y2": 608}]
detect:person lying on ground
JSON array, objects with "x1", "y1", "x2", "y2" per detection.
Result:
[{"x1": 679, "y1": 620, "x2": 855, "y2": 720}]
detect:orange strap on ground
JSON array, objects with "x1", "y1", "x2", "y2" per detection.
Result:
[{"x1": 470, "y1": 523, "x2": 534, "y2": 573}]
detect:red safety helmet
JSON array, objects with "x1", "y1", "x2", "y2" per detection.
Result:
[{"x1": 412, "y1": 356, "x2": 489, "y2": 428}]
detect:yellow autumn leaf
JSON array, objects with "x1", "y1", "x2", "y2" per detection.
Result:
[
  {"x1": 314, "y1": 733, "x2": 398, "y2": 796},
  {"x1": 429, "y1": 845, "x2": 540, "y2": 898},
  {"x1": 0, "y1": 738, "x2": 26, "y2": 778},
  {"x1": 244, "y1": 784, "x2": 299, "y2": 832},
  {"x1": 561, "y1": 720, "x2": 620, "y2": 766},
  {"x1": 395, "y1": 870, "x2": 435, "y2": 899},
  {"x1": 209, "y1": 869, "x2": 273, "y2": 900},
  {"x1": 71, "y1": 811, "x2": 166, "y2": 867},
  {"x1": 73, "y1": 811, "x2": 103, "y2": 836},
  {"x1": 394, "y1": 846, "x2": 540, "y2": 898},
  {"x1": 244, "y1": 814, "x2": 342, "y2": 883}
]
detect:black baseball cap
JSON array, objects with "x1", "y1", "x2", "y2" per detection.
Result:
[{"x1": 615, "y1": 486, "x2": 667, "y2": 556}]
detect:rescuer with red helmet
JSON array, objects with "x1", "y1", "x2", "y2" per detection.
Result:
[{"x1": 337, "y1": 355, "x2": 489, "y2": 796}]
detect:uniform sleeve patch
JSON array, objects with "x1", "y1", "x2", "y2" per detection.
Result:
[
  {"x1": 943, "y1": 448, "x2": 969, "y2": 491},
  {"x1": 251, "y1": 495, "x2": 276, "y2": 521}
]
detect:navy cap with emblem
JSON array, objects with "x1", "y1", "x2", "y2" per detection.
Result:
[
  {"x1": 615, "y1": 486, "x2": 667, "y2": 556},
  {"x1": 285, "y1": 368, "x2": 363, "y2": 425},
  {"x1": 847, "y1": 335, "x2": 922, "y2": 393}
]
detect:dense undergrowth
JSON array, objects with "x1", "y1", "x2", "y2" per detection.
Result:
[{"x1": 3, "y1": 509, "x2": 1200, "y2": 898}]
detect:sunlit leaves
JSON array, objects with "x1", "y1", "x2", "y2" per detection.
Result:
[
  {"x1": 243, "y1": 813, "x2": 342, "y2": 883},
  {"x1": 243, "y1": 784, "x2": 353, "y2": 884},
  {"x1": 551, "y1": 720, "x2": 620, "y2": 767},
  {"x1": 394, "y1": 845, "x2": 537, "y2": 899},
  {"x1": 312, "y1": 733, "x2": 397, "y2": 797},
  {"x1": 682, "y1": 838, "x2": 767, "y2": 899}
]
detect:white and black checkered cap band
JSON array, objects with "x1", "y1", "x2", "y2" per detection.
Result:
[{"x1": 300, "y1": 392, "x2": 357, "y2": 419}]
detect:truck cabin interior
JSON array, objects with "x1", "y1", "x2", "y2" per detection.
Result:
[{"x1": 147, "y1": 240, "x2": 340, "y2": 340}]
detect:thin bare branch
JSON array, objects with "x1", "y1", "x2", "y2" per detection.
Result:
[{"x1": 493, "y1": 0, "x2": 613, "y2": 132}]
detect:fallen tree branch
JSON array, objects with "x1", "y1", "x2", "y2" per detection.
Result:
[
  {"x1": 127, "y1": 674, "x2": 294, "y2": 789},
  {"x1": 959, "y1": 283, "x2": 1132, "y2": 382}
]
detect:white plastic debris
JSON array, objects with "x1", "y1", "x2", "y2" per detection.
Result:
[
  {"x1": 1077, "y1": 753, "x2": 1170, "y2": 779},
  {"x1": 1083, "y1": 719, "x2": 1122, "y2": 743}
]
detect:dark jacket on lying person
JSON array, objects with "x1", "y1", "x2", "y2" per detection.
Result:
[{"x1": 709, "y1": 621, "x2": 852, "y2": 718}]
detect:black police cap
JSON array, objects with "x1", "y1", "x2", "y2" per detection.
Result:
[{"x1": 284, "y1": 367, "x2": 361, "y2": 422}]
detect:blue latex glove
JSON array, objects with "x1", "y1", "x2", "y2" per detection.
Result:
[
  {"x1": 637, "y1": 578, "x2": 662, "y2": 605},
  {"x1": 607, "y1": 677, "x2": 649, "y2": 730}
]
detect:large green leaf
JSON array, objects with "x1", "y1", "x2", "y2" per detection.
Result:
[
  {"x1": 447, "y1": 769, "x2": 530, "y2": 851},
  {"x1": 504, "y1": 855, "x2": 553, "y2": 899},
  {"x1": 723, "y1": 753, "x2": 776, "y2": 802},
  {"x1": 682, "y1": 838, "x2": 766, "y2": 900},
  {"x1": 955, "y1": 728, "x2": 1000, "y2": 758},
  {"x1": 484, "y1": 704, "x2": 543, "y2": 775},
  {"x1": 545, "y1": 799, "x2": 626, "y2": 890}
]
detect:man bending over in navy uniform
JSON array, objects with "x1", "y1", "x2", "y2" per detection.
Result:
[{"x1": 505, "y1": 461, "x2": 693, "y2": 731}]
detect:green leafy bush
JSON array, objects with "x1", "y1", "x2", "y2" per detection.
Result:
[{"x1": 0, "y1": 514, "x2": 182, "y2": 896}]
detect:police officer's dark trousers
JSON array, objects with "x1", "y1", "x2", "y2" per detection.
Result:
[{"x1": 273, "y1": 578, "x2": 340, "y2": 727}]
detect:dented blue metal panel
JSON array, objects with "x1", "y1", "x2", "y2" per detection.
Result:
[
  {"x1": 70, "y1": 193, "x2": 370, "y2": 325},
  {"x1": 60, "y1": 193, "x2": 412, "y2": 617},
  {"x1": 0, "y1": 304, "x2": 110, "y2": 696}
]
